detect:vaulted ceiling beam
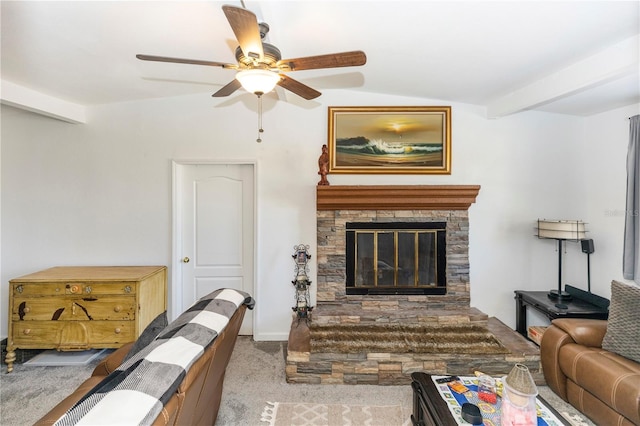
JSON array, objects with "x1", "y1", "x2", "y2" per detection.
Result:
[
  {"x1": 486, "y1": 35, "x2": 639, "y2": 118},
  {"x1": 1, "y1": 80, "x2": 87, "y2": 124}
]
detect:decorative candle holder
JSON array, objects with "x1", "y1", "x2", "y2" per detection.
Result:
[{"x1": 501, "y1": 364, "x2": 538, "y2": 426}]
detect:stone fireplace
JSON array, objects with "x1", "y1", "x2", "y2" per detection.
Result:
[
  {"x1": 286, "y1": 185, "x2": 542, "y2": 385},
  {"x1": 314, "y1": 185, "x2": 480, "y2": 319}
]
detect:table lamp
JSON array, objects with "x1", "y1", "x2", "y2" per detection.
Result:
[{"x1": 536, "y1": 219, "x2": 586, "y2": 301}]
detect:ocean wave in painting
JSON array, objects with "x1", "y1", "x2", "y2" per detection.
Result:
[
  {"x1": 335, "y1": 136, "x2": 444, "y2": 167},
  {"x1": 336, "y1": 137, "x2": 442, "y2": 156}
]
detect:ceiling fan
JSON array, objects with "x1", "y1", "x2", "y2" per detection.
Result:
[{"x1": 136, "y1": 4, "x2": 367, "y2": 100}]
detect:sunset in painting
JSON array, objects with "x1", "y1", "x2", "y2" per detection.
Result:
[{"x1": 336, "y1": 113, "x2": 443, "y2": 144}]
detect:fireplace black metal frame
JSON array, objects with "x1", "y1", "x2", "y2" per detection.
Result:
[{"x1": 345, "y1": 222, "x2": 447, "y2": 295}]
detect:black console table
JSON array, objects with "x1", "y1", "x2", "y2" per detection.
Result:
[{"x1": 514, "y1": 285, "x2": 609, "y2": 338}]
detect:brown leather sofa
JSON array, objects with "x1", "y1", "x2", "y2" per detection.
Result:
[
  {"x1": 34, "y1": 300, "x2": 250, "y2": 426},
  {"x1": 540, "y1": 318, "x2": 640, "y2": 426}
]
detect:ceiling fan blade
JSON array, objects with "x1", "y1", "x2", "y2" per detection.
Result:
[
  {"x1": 222, "y1": 5, "x2": 264, "y2": 61},
  {"x1": 136, "y1": 54, "x2": 236, "y2": 69},
  {"x1": 277, "y1": 74, "x2": 321, "y2": 100},
  {"x1": 212, "y1": 79, "x2": 242, "y2": 97},
  {"x1": 277, "y1": 51, "x2": 366, "y2": 72}
]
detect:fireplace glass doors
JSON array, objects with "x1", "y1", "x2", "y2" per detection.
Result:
[{"x1": 346, "y1": 222, "x2": 446, "y2": 295}]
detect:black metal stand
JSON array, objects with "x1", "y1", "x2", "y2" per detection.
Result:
[
  {"x1": 586, "y1": 251, "x2": 591, "y2": 293},
  {"x1": 548, "y1": 239, "x2": 572, "y2": 305}
]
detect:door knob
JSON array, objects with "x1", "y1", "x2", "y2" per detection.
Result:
[{"x1": 182, "y1": 257, "x2": 190, "y2": 263}]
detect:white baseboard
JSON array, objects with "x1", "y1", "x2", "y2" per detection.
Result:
[{"x1": 252, "y1": 331, "x2": 289, "y2": 341}]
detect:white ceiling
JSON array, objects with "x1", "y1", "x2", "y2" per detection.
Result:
[{"x1": 1, "y1": 1, "x2": 639, "y2": 123}]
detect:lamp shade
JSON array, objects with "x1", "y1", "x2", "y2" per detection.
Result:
[
  {"x1": 536, "y1": 219, "x2": 586, "y2": 240},
  {"x1": 235, "y1": 69, "x2": 280, "y2": 95}
]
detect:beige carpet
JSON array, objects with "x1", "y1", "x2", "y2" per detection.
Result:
[
  {"x1": 260, "y1": 402, "x2": 406, "y2": 426},
  {"x1": 0, "y1": 337, "x2": 595, "y2": 426}
]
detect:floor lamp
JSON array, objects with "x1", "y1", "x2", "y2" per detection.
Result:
[{"x1": 536, "y1": 219, "x2": 586, "y2": 302}]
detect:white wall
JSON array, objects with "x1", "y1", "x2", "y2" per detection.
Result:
[
  {"x1": 1, "y1": 90, "x2": 637, "y2": 341},
  {"x1": 580, "y1": 104, "x2": 640, "y2": 296}
]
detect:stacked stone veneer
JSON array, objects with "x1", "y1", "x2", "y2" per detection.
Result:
[
  {"x1": 285, "y1": 185, "x2": 542, "y2": 385},
  {"x1": 315, "y1": 209, "x2": 472, "y2": 318},
  {"x1": 285, "y1": 316, "x2": 543, "y2": 385}
]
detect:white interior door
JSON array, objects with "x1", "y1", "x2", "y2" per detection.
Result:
[{"x1": 174, "y1": 163, "x2": 254, "y2": 334}]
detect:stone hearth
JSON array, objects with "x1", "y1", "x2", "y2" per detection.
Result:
[{"x1": 285, "y1": 185, "x2": 542, "y2": 385}]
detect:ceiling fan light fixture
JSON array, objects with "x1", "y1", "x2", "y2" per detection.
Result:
[{"x1": 236, "y1": 69, "x2": 280, "y2": 95}]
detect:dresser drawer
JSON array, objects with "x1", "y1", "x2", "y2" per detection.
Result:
[
  {"x1": 11, "y1": 320, "x2": 135, "y2": 348},
  {"x1": 12, "y1": 296, "x2": 136, "y2": 321},
  {"x1": 11, "y1": 282, "x2": 139, "y2": 297}
]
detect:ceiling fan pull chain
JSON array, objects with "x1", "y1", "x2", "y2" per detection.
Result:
[{"x1": 256, "y1": 93, "x2": 264, "y2": 143}]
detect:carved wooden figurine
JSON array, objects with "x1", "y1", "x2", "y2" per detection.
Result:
[{"x1": 318, "y1": 144, "x2": 330, "y2": 186}]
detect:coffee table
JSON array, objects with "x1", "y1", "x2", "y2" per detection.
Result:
[{"x1": 411, "y1": 372, "x2": 571, "y2": 426}]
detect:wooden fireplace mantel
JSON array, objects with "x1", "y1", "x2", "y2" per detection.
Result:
[{"x1": 316, "y1": 185, "x2": 481, "y2": 210}]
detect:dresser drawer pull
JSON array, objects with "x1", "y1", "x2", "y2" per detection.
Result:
[
  {"x1": 23, "y1": 329, "x2": 31, "y2": 335},
  {"x1": 114, "y1": 328, "x2": 121, "y2": 334},
  {"x1": 114, "y1": 305, "x2": 122, "y2": 313},
  {"x1": 23, "y1": 307, "x2": 30, "y2": 314}
]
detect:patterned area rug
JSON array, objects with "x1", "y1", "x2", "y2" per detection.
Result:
[
  {"x1": 559, "y1": 411, "x2": 592, "y2": 426},
  {"x1": 260, "y1": 402, "x2": 406, "y2": 426}
]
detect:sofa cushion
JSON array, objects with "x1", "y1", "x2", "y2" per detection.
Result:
[
  {"x1": 602, "y1": 280, "x2": 640, "y2": 363},
  {"x1": 558, "y1": 342, "x2": 640, "y2": 425},
  {"x1": 566, "y1": 381, "x2": 637, "y2": 426},
  {"x1": 122, "y1": 311, "x2": 168, "y2": 362}
]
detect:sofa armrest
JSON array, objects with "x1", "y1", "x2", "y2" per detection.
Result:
[
  {"x1": 551, "y1": 318, "x2": 608, "y2": 348},
  {"x1": 34, "y1": 376, "x2": 107, "y2": 425},
  {"x1": 91, "y1": 342, "x2": 134, "y2": 377},
  {"x1": 540, "y1": 318, "x2": 608, "y2": 401},
  {"x1": 540, "y1": 324, "x2": 572, "y2": 401}
]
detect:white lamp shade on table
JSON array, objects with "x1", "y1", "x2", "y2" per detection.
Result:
[{"x1": 537, "y1": 220, "x2": 586, "y2": 240}]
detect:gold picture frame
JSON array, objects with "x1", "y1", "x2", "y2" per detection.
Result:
[{"x1": 328, "y1": 106, "x2": 451, "y2": 174}]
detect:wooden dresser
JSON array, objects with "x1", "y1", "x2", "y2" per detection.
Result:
[{"x1": 5, "y1": 266, "x2": 167, "y2": 373}]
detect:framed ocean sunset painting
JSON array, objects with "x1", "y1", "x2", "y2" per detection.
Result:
[{"x1": 328, "y1": 106, "x2": 451, "y2": 174}]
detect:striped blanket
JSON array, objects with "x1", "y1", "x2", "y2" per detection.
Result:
[{"x1": 54, "y1": 288, "x2": 254, "y2": 426}]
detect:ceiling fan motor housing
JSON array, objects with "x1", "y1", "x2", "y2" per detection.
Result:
[{"x1": 235, "y1": 43, "x2": 281, "y2": 68}]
